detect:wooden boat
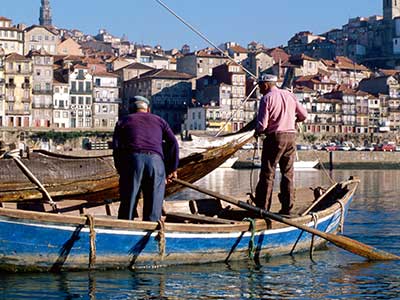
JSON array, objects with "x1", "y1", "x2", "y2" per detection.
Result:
[
  {"x1": 0, "y1": 131, "x2": 253, "y2": 202},
  {"x1": 0, "y1": 177, "x2": 359, "y2": 272}
]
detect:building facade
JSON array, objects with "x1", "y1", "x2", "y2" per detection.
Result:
[
  {"x1": 30, "y1": 49, "x2": 53, "y2": 127},
  {"x1": 4, "y1": 53, "x2": 32, "y2": 127},
  {"x1": 0, "y1": 17, "x2": 24, "y2": 55},
  {"x1": 69, "y1": 65, "x2": 93, "y2": 128},
  {"x1": 124, "y1": 69, "x2": 193, "y2": 132},
  {"x1": 92, "y1": 72, "x2": 119, "y2": 130},
  {"x1": 53, "y1": 75, "x2": 70, "y2": 128},
  {"x1": 24, "y1": 25, "x2": 59, "y2": 55}
]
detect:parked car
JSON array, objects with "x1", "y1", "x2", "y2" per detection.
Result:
[
  {"x1": 381, "y1": 143, "x2": 397, "y2": 152},
  {"x1": 323, "y1": 143, "x2": 338, "y2": 151},
  {"x1": 297, "y1": 144, "x2": 312, "y2": 150},
  {"x1": 373, "y1": 143, "x2": 396, "y2": 151}
]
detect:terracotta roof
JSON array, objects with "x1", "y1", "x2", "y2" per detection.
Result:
[
  {"x1": 294, "y1": 86, "x2": 315, "y2": 93},
  {"x1": 379, "y1": 69, "x2": 400, "y2": 76},
  {"x1": 265, "y1": 47, "x2": 289, "y2": 63},
  {"x1": 28, "y1": 49, "x2": 51, "y2": 57},
  {"x1": 24, "y1": 25, "x2": 58, "y2": 35},
  {"x1": 5, "y1": 53, "x2": 28, "y2": 61},
  {"x1": 116, "y1": 62, "x2": 154, "y2": 72},
  {"x1": 229, "y1": 45, "x2": 247, "y2": 53},
  {"x1": 316, "y1": 97, "x2": 342, "y2": 104},
  {"x1": 0, "y1": 16, "x2": 11, "y2": 21},
  {"x1": 135, "y1": 69, "x2": 193, "y2": 80},
  {"x1": 73, "y1": 63, "x2": 88, "y2": 70},
  {"x1": 92, "y1": 70, "x2": 119, "y2": 78}
]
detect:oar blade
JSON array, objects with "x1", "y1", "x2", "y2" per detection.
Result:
[{"x1": 325, "y1": 233, "x2": 400, "y2": 261}]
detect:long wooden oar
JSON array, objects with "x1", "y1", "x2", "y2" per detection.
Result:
[{"x1": 173, "y1": 178, "x2": 400, "y2": 261}]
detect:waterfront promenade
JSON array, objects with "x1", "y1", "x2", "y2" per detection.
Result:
[{"x1": 235, "y1": 149, "x2": 400, "y2": 169}]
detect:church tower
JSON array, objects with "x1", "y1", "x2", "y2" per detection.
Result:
[
  {"x1": 383, "y1": 0, "x2": 400, "y2": 21},
  {"x1": 39, "y1": 0, "x2": 52, "y2": 26}
]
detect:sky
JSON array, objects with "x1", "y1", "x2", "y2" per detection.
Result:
[{"x1": 0, "y1": 0, "x2": 382, "y2": 50}]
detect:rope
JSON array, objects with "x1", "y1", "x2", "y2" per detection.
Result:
[
  {"x1": 86, "y1": 214, "x2": 97, "y2": 269},
  {"x1": 337, "y1": 200, "x2": 345, "y2": 233},
  {"x1": 243, "y1": 218, "x2": 256, "y2": 260},
  {"x1": 157, "y1": 220, "x2": 166, "y2": 260},
  {"x1": 297, "y1": 124, "x2": 336, "y2": 185},
  {"x1": 309, "y1": 212, "x2": 319, "y2": 260},
  {"x1": 249, "y1": 137, "x2": 259, "y2": 196},
  {"x1": 155, "y1": 0, "x2": 257, "y2": 79}
]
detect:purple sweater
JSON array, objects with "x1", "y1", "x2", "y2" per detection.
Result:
[{"x1": 112, "y1": 112, "x2": 179, "y2": 174}]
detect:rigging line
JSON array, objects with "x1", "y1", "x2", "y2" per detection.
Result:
[
  {"x1": 155, "y1": 0, "x2": 257, "y2": 79},
  {"x1": 215, "y1": 84, "x2": 258, "y2": 137}
]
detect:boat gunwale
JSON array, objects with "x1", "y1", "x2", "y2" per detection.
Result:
[{"x1": 0, "y1": 179, "x2": 359, "y2": 234}]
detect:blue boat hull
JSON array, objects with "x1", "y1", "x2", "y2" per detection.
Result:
[{"x1": 0, "y1": 193, "x2": 353, "y2": 272}]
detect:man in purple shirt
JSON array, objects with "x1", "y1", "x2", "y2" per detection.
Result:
[
  {"x1": 253, "y1": 74, "x2": 308, "y2": 215},
  {"x1": 112, "y1": 96, "x2": 179, "y2": 221}
]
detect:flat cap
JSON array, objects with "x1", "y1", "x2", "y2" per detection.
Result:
[
  {"x1": 258, "y1": 74, "x2": 278, "y2": 83},
  {"x1": 133, "y1": 95, "x2": 150, "y2": 105}
]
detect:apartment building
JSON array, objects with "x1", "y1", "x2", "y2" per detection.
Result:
[
  {"x1": 92, "y1": 71, "x2": 119, "y2": 130},
  {"x1": 4, "y1": 53, "x2": 32, "y2": 127},
  {"x1": 0, "y1": 16, "x2": 24, "y2": 55},
  {"x1": 30, "y1": 49, "x2": 54, "y2": 127},
  {"x1": 69, "y1": 65, "x2": 93, "y2": 128}
]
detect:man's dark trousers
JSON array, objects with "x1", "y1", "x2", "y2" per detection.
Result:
[
  {"x1": 254, "y1": 132, "x2": 296, "y2": 214},
  {"x1": 118, "y1": 153, "x2": 166, "y2": 221}
]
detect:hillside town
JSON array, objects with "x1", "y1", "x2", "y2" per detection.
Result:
[{"x1": 2, "y1": 0, "x2": 400, "y2": 146}]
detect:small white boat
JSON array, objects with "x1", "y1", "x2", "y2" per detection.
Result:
[
  {"x1": 252, "y1": 160, "x2": 319, "y2": 170},
  {"x1": 219, "y1": 157, "x2": 239, "y2": 168}
]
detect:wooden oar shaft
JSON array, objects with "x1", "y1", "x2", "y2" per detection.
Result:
[{"x1": 173, "y1": 178, "x2": 400, "y2": 261}]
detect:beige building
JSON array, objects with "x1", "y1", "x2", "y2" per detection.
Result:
[
  {"x1": 24, "y1": 25, "x2": 59, "y2": 55},
  {"x1": 4, "y1": 53, "x2": 32, "y2": 127},
  {"x1": 57, "y1": 37, "x2": 83, "y2": 56},
  {"x1": 0, "y1": 16, "x2": 24, "y2": 55},
  {"x1": 29, "y1": 49, "x2": 54, "y2": 127}
]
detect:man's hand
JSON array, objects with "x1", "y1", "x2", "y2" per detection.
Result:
[{"x1": 166, "y1": 171, "x2": 178, "y2": 184}]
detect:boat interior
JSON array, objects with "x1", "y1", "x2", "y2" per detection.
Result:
[{"x1": 0, "y1": 180, "x2": 352, "y2": 225}]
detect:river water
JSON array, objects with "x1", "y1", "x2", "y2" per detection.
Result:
[{"x1": 1, "y1": 169, "x2": 399, "y2": 299}]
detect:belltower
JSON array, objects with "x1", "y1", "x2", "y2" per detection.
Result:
[
  {"x1": 39, "y1": 0, "x2": 52, "y2": 26},
  {"x1": 383, "y1": 0, "x2": 400, "y2": 20}
]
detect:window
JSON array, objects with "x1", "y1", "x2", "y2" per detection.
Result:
[
  {"x1": 78, "y1": 82, "x2": 84, "y2": 91},
  {"x1": 55, "y1": 87, "x2": 60, "y2": 93},
  {"x1": 71, "y1": 96, "x2": 76, "y2": 104},
  {"x1": 85, "y1": 82, "x2": 91, "y2": 91},
  {"x1": 86, "y1": 97, "x2": 91, "y2": 105},
  {"x1": 95, "y1": 78, "x2": 101, "y2": 86},
  {"x1": 71, "y1": 81, "x2": 77, "y2": 91},
  {"x1": 78, "y1": 97, "x2": 84, "y2": 105}
]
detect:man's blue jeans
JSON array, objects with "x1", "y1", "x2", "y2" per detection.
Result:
[{"x1": 118, "y1": 153, "x2": 166, "y2": 221}]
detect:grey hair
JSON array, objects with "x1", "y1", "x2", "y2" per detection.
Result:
[{"x1": 135, "y1": 101, "x2": 149, "y2": 110}]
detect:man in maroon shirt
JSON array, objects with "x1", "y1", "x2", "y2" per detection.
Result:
[
  {"x1": 253, "y1": 74, "x2": 308, "y2": 215},
  {"x1": 112, "y1": 96, "x2": 179, "y2": 221}
]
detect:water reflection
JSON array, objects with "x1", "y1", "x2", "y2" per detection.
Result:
[{"x1": 1, "y1": 169, "x2": 400, "y2": 299}]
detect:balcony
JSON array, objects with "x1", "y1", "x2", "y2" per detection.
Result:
[
  {"x1": 5, "y1": 95, "x2": 15, "y2": 102},
  {"x1": 5, "y1": 110, "x2": 30, "y2": 115},
  {"x1": 32, "y1": 89, "x2": 53, "y2": 95},
  {"x1": 70, "y1": 89, "x2": 93, "y2": 95},
  {"x1": 32, "y1": 103, "x2": 53, "y2": 109},
  {"x1": 21, "y1": 97, "x2": 31, "y2": 103}
]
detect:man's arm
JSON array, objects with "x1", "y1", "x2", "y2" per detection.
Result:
[
  {"x1": 295, "y1": 100, "x2": 308, "y2": 123},
  {"x1": 162, "y1": 123, "x2": 180, "y2": 179},
  {"x1": 112, "y1": 123, "x2": 123, "y2": 174}
]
